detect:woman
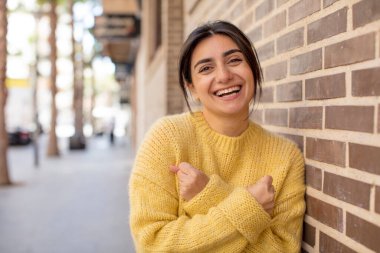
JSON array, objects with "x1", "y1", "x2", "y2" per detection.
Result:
[{"x1": 129, "y1": 20, "x2": 305, "y2": 252}]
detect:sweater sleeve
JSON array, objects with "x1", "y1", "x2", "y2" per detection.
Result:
[
  {"x1": 129, "y1": 118, "x2": 271, "y2": 252},
  {"x1": 253, "y1": 146, "x2": 306, "y2": 252},
  {"x1": 182, "y1": 174, "x2": 234, "y2": 217}
]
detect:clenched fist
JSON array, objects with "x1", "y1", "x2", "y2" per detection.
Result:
[
  {"x1": 170, "y1": 162, "x2": 209, "y2": 201},
  {"x1": 247, "y1": 175, "x2": 276, "y2": 215}
]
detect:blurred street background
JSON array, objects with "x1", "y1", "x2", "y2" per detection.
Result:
[{"x1": 0, "y1": 136, "x2": 135, "y2": 253}]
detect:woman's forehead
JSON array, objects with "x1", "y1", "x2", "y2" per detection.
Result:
[{"x1": 191, "y1": 35, "x2": 240, "y2": 62}]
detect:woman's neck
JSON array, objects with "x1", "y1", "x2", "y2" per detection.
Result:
[{"x1": 202, "y1": 111, "x2": 249, "y2": 137}]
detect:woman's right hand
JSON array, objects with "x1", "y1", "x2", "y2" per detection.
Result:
[
  {"x1": 247, "y1": 175, "x2": 275, "y2": 215},
  {"x1": 169, "y1": 162, "x2": 209, "y2": 202}
]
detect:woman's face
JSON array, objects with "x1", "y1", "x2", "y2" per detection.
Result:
[{"x1": 188, "y1": 34, "x2": 255, "y2": 119}]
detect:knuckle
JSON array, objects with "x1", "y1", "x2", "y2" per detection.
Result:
[{"x1": 179, "y1": 162, "x2": 188, "y2": 167}]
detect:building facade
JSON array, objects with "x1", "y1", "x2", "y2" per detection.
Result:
[
  {"x1": 132, "y1": 0, "x2": 184, "y2": 146},
  {"x1": 133, "y1": 0, "x2": 380, "y2": 252}
]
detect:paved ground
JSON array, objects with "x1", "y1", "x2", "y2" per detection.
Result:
[{"x1": 0, "y1": 135, "x2": 136, "y2": 253}]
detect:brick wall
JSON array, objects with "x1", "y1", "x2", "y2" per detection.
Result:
[
  {"x1": 184, "y1": 0, "x2": 380, "y2": 252},
  {"x1": 166, "y1": 0, "x2": 184, "y2": 114}
]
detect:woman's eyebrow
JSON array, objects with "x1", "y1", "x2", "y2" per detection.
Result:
[
  {"x1": 223, "y1": 48, "x2": 242, "y2": 57},
  {"x1": 193, "y1": 49, "x2": 242, "y2": 70},
  {"x1": 193, "y1": 58, "x2": 212, "y2": 70}
]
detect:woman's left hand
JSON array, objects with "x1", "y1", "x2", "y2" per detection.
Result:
[{"x1": 169, "y1": 162, "x2": 209, "y2": 201}]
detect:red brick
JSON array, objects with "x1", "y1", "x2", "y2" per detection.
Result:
[
  {"x1": 305, "y1": 73, "x2": 346, "y2": 100},
  {"x1": 168, "y1": 21, "x2": 183, "y2": 32},
  {"x1": 290, "y1": 49, "x2": 322, "y2": 75},
  {"x1": 260, "y1": 86, "x2": 274, "y2": 103},
  {"x1": 303, "y1": 222, "x2": 316, "y2": 247},
  {"x1": 277, "y1": 28, "x2": 304, "y2": 54},
  {"x1": 239, "y1": 12, "x2": 253, "y2": 31},
  {"x1": 375, "y1": 186, "x2": 380, "y2": 214},
  {"x1": 346, "y1": 213, "x2": 380, "y2": 252},
  {"x1": 251, "y1": 109, "x2": 263, "y2": 124},
  {"x1": 306, "y1": 138, "x2": 345, "y2": 167},
  {"x1": 231, "y1": 1, "x2": 244, "y2": 19},
  {"x1": 305, "y1": 165, "x2": 322, "y2": 190},
  {"x1": 349, "y1": 143, "x2": 380, "y2": 175},
  {"x1": 263, "y1": 11, "x2": 286, "y2": 38},
  {"x1": 265, "y1": 108, "x2": 288, "y2": 126},
  {"x1": 277, "y1": 0, "x2": 289, "y2": 7},
  {"x1": 306, "y1": 195, "x2": 343, "y2": 232},
  {"x1": 289, "y1": 0, "x2": 320, "y2": 25},
  {"x1": 168, "y1": 35, "x2": 183, "y2": 45},
  {"x1": 214, "y1": 0, "x2": 232, "y2": 19},
  {"x1": 169, "y1": 5, "x2": 183, "y2": 18},
  {"x1": 307, "y1": 7, "x2": 347, "y2": 44},
  {"x1": 353, "y1": 0, "x2": 380, "y2": 29},
  {"x1": 352, "y1": 67, "x2": 380, "y2": 96},
  {"x1": 245, "y1": 0, "x2": 259, "y2": 8},
  {"x1": 290, "y1": 107, "x2": 323, "y2": 129},
  {"x1": 276, "y1": 81, "x2": 302, "y2": 102},
  {"x1": 325, "y1": 33, "x2": 376, "y2": 68},
  {"x1": 256, "y1": 0, "x2": 275, "y2": 21},
  {"x1": 264, "y1": 61, "x2": 287, "y2": 81},
  {"x1": 248, "y1": 26, "x2": 262, "y2": 43},
  {"x1": 257, "y1": 41, "x2": 274, "y2": 61},
  {"x1": 323, "y1": 172, "x2": 371, "y2": 209},
  {"x1": 323, "y1": 0, "x2": 339, "y2": 8},
  {"x1": 378, "y1": 104, "x2": 380, "y2": 133},
  {"x1": 280, "y1": 133, "x2": 304, "y2": 151},
  {"x1": 319, "y1": 232, "x2": 356, "y2": 253},
  {"x1": 325, "y1": 106, "x2": 374, "y2": 133},
  {"x1": 168, "y1": 0, "x2": 182, "y2": 8}
]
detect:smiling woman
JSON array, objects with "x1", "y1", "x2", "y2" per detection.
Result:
[
  {"x1": 129, "y1": 20, "x2": 305, "y2": 253},
  {"x1": 186, "y1": 35, "x2": 255, "y2": 135}
]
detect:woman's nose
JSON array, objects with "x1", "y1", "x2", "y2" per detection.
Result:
[{"x1": 215, "y1": 65, "x2": 232, "y2": 83}]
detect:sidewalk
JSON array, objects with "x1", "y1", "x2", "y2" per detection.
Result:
[{"x1": 0, "y1": 135, "x2": 136, "y2": 253}]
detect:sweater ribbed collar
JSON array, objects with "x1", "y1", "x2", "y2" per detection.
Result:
[{"x1": 189, "y1": 111, "x2": 261, "y2": 154}]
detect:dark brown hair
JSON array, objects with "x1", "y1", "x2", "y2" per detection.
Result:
[{"x1": 178, "y1": 20, "x2": 263, "y2": 111}]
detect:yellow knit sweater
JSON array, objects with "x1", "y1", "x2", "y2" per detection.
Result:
[{"x1": 129, "y1": 111, "x2": 305, "y2": 253}]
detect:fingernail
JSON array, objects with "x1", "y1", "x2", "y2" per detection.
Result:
[{"x1": 169, "y1": 165, "x2": 178, "y2": 172}]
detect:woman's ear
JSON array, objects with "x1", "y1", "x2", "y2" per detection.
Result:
[
  {"x1": 186, "y1": 83, "x2": 199, "y2": 102},
  {"x1": 186, "y1": 82, "x2": 198, "y2": 100}
]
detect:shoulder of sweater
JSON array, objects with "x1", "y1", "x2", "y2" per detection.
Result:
[
  {"x1": 159, "y1": 112, "x2": 192, "y2": 126},
  {"x1": 254, "y1": 123, "x2": 302, "y2": 155},
  {"x1": 145, "y1": 112, "x2": 193, "y2": 140}
]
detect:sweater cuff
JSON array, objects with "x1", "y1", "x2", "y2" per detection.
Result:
[
  {"x1": 217, "y1": 187, "x2": 271, "y2": 243},
  {"x1": 183, "y1": 174, "x2": 234, "y2": 217}
]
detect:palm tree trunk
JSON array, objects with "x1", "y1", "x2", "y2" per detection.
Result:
[
  {"x1": 46, "y1": 0, "x2": 59, "y2": 156},
  {"x1": 69, "y1": 0, "x2": 85, "y2": 150},
  {"x1": 0, "y1": 0, "x2": 10, "y2": 185},
  {"x1": 73, "y1": 42, "x2": 85, "y2": 141},
  {"x1": 90, "y1": 65, "x2": 96, "y2": 134}
]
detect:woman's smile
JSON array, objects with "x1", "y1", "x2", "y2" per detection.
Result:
[{"x1": 214, "y1": 85, "x2": 241, "y2": 98}]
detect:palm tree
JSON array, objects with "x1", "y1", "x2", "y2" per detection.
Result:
[
  {"x1": 38, "y1": 0, "x2": 60, "y2": 156},
  {"x1": 69, "y1": 0, "x2": 86, "y2": 149},
  {"x1": 46, "y1": 0, "x2": 60, "y2": 156},
  {"x1": 0, "y1": 0, "x2": 10, "y2": 185}
]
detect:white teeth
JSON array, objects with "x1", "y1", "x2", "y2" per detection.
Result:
[{"x1": 215, "y1": 86, "x2": 241, "y2": 96}]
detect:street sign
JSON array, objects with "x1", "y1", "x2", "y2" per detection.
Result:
[{"x1": 94, "y1": 15, "x2": 140, "y2": 39}]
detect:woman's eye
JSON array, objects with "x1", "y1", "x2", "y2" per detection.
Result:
[
  {"x1": 199, "y1": 66, "x2": 212, "y2": 73},
  {"x1": 229, "y1": 58, "x2": 242, "y2": 64}
]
